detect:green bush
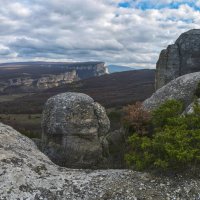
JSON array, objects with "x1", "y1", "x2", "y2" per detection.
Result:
[
  {"x1": 125, "y1": 99, "x2": 200, "y2": 171},
  {"x1": 152, "y1": 99, "x2": 183, "y2": 129}
]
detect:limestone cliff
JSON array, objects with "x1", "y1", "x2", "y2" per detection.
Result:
[
  {"x1": 156, "y1": 29, "x2": 200, "y2": 89},
  {"x1": 0, "y1": 61, "x2": 108, "y2": 93},
  {"x1": 37, "y1": 70, "x2": 78, "y2": 89}
]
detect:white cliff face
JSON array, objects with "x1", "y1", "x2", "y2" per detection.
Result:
[
  {"x1": 96, "y1": 63, "x2": 109, "y2": 76},
  {"x1": 0, "y1": 71, "x2": 79, "y2": 92},
  {"x1": 9, "y1": 77, "x2": 34, "y2": 87},
  {"x1": 0, "y1": 122, "x2": 200, "y2": 199},
  {"x1": 37, "y1": 70, "x2": 79, "y2": 89}
]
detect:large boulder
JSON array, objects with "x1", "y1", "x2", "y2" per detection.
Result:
[
  {"x1": 41, "y1": 92, "x2": 110, "y2": 168},
  {"x1": 143, "y1": 72, "x2": 200, "y2": 111},
  {"x1": 0, "y1": 122, "x2": 200, "y2": 199},
  {"x1": 156, "y1": 29, "x2": 200, "y2": 89}
]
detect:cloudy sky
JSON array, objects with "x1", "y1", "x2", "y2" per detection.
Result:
[{"x1": 0, "y1": 0, "x2": 200, "y2": 68}]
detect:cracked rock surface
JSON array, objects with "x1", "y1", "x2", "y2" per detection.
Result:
[{"x1": 0, "y1": 122, "x2": 200, "y2": 199}]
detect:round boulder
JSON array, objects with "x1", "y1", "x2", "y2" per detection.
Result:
[{"x1": 41, "y1": 92, "x2": 110, "y2": 168}]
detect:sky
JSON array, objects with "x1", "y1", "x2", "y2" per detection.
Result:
[{"x1": 0, "y1": 0, "x2": 200, "y2": 68}]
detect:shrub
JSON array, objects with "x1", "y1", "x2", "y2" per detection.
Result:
[
  {"x1": 108, "y1": 110, "x2": 122, "y2": 130},
  {"x1": 125, "y1": 126, "x2": 200, "y2": 171},
  {"x1": 125, "y1": 99, "x2": 200, "y2": 171},
  {"x1": 152, "y1": 99, "x2": 183, "y2": 129},
  {"x1": 123, "y1": 102, "x2": 151, "y2": 136}
]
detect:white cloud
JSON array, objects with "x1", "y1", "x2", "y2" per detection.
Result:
[{"x1": 0, "y1": 0, "x2": 199, "y2": 68}]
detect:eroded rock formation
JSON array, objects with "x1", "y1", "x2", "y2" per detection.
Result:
[
  {"x1": 156, "y1": 29, "x2": 200, "y2": 89},
  {"x1": 143, "y1": 72, "x2": 200, "y2": 111},
  {"x1": 41, "y1": 92, "x2": 110, "y2": 168}
]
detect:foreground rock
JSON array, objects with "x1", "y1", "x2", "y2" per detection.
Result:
[
  {"x1": 143, "y1": 72, "x2": 200, "y2": 110},
  {"x1": 41, "y1": 92, "x2": 110, "y2": 168},
  {"x1": 1, "y1": 122, "x2": 200, "y2": 199},
  {"x1": 156, "y1": 29, "x2": 200, "y2": 89}
]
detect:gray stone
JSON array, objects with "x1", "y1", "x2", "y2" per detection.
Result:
[
  {"x1": 143, "y1": 72, "x2": 200, "y2": 111},
  {"x1": 1, "y1": 122, "x2": 200, "y2": 199},
  {"x1": 156, "y1": 29, "x2": 200, "y2": 89},
  {"x1": 41, "y1": 92, "x2": 110, "y2": 168}
]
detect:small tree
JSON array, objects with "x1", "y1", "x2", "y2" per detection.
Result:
[
  {"x1": 125, "y1": 99, "x2": 200, "y2": 172},
  {"x1": 123, "y1": 102, "x2": 151, "y2": 136}
]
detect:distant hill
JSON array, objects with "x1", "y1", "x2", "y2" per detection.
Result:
[
  {"x1": 108, "y1": 65, "x2": 144, "y2": 73},
  {"x1": 0, "y1": 69, "x2": 155, "y2": 114}
]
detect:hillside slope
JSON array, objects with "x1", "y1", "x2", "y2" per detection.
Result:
[
  {"x1": 0, "y1": 61, "x2": 107, "y2": 93},
  {"x1": 0, "y1": 69, "x2": 155, "y2": 114}
]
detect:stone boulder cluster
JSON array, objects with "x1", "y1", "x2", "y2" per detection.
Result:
[{"x1": 1, "y1": 29, "x2": 200, "y2": 198}]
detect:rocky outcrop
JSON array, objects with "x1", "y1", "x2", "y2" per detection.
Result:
[
  {"x1": 143, "y1": 72, "x2": 200, "y2": 111},
  {"x1": 156, "y1": 29, "x2": 200, "y2": 89},
  {"x1": 0, "y1": 122, "x2": 200, "y2": 199},
  {"x1": 41, "y1": 92, "x2": 110, "y2": 168}
]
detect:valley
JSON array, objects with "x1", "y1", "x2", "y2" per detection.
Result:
[{"x1": 0, "y1": 69, "x2": 155, "y2": 139}]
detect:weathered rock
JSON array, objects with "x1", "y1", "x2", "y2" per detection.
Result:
[
  {"x1": 41, "y1": 92, "x2": 110, "y2": 168},
  {"x1": 156, "y1": 29, "x2": 200, "y2": 89},
  {"x1": 1, "y1": 122, "x2": 200, "y2": 199},
  {"x1": 143, "y1": 72, "x2": 200, "y2": 111}
]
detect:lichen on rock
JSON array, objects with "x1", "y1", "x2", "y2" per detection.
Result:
[
  {"x1": 41, "y1": 92, "x2": 110, "y2": 168},
  {"x1": 1, "y1": 122, "x2": 200, "y2": 199},
  {"x1": 143, "y1": 72, "x2": 200, "y2": 111}
]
